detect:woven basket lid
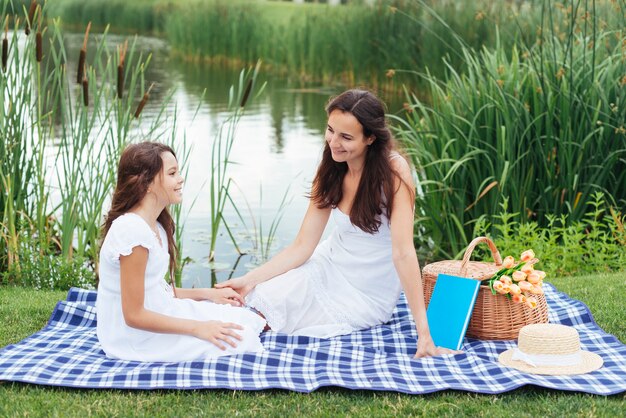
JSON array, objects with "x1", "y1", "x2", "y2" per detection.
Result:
[
  {"x1": 422, "y1": 260, "x2": 500, "y2": 281},
  {"x1": 422, "y1": 237, "x2": 503, "y2": 281}
]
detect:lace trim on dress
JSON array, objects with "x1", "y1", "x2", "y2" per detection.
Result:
[
  {"x1": 246, "y1": 290, "x2": 286, "y2": 331},
  {"x1": 307, "y1": 259, "x2": 358, "y2": 330}
]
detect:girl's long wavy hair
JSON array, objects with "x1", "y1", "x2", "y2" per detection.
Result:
[
  {"x1": 310, "y1": 89, "x2": 405, "y2": 233},
  {"x1": 102, "y1": 142, "x2": 178, "y2": 278}
]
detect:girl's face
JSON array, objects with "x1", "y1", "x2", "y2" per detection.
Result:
[
  {"x1": 325, "y1": 109, "x2": 374, "y2": 166},
  {"x1": 149, "y1": 151, "x2": 184, "y2": 206}
]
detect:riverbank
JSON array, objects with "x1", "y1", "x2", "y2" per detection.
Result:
[{"x1": 30, "y1": 0, "x2": 623, "y2": 91}]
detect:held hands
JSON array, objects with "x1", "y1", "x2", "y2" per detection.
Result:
[
  {"x1": 414, "y1": 333, "x2": 462, "y2": 358},
  {"x1": 214, "y1": 276, "x2": 255, "y2": 299},
  {"x1": 193, "y1": 320, "x2": 243, "y2": 350},
  {"x1": 205, "y1": 287, "x2": 245, "y2": 307}
]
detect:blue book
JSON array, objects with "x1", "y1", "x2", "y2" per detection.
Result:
[{"x1": 426, "y1": 273, "x2": 481, "y2": 350}]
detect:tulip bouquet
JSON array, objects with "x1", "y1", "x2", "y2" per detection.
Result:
[{"x1": 482, "y1": 249, "x2": 546, "y2": 309}]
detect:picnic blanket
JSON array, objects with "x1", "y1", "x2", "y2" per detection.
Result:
[{"x1": 1, "y1": 283, "x2": 625, "y2": 394}]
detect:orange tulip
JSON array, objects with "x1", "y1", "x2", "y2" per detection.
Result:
[
  {"x1": 500, "y1": 275, "x2": 512, "y2": 286},
  {"x1": 509, "y1": 284, "x2": 521, "y2": 295},
  {"x1": 512, "y1": 294, "x2": 524, "y2": 303},
  {"x1": 512, "y1": 271, "x2": 527, "y2": 282},
  {"x1": 525, "y1": 297, "x2": 538, "y2": 309},
  {"x1": 520, "y1": 249, "x2": 535, "y2": 262},
  {"x1": 529, "y1": 284, "x2": 544, "y2": 295},
  {"x1": 493, "y1": 280, "x2": 504, "y2": 294},
  {"x1": 502, "y1": 256, "x2": 515, "y2": 269},
  {"x1": 535, "y1": 270, "x2": 547, "y2": 280},
  {"x1": 521, "y1": 263, "x2": 534, "y2": 274},
  {"x1": 527, "y1": 272, "x2": 541, "y2": 284},
  {"x1": 518, "y1": 280, "x2": 533, "y2": 292}
]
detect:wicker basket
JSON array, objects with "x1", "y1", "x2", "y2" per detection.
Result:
[{"x1": 422, "y1": 237, "x2": 549, "y2": 340}]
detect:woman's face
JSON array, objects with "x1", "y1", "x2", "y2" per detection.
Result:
[
  {"x1": 149, "y1": 151, "x2": 184, "y2": 206},
  {"x1": 325, "y1": 109, "x2": 373, "y2": 166}
]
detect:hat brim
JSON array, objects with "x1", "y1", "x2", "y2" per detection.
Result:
[{"x1": 498, "y1": 349, "x2": 603, "y2": 375}]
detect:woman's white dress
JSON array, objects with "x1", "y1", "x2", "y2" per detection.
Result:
[
  {"x1": 96, "y1": 213, "x2": 265, "y2": 362},
  {"x1": 246, "y1": 207, "x2": 402, "y2": 338}
]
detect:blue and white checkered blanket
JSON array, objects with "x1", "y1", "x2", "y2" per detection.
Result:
[{"x1": 1, "y1": 284, "x2": 625, "y2": 394}]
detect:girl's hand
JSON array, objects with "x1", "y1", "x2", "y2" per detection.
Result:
[
  {"x1": 414, "y1": 334, "x2": 462, "y2": 358},
  {"x1": 214, "y1": 276, "x2": 255, "y2": 298},
  {"x1": 194, "y1": 320, "x2": 243, "y2": 350},
  {"x1": 206, "y1": 288, "x2": 245, "y2": 306}
]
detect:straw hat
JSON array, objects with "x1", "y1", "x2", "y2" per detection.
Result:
[{"x1": 498, "y1": 323, "x2": 603, "y2": 375}]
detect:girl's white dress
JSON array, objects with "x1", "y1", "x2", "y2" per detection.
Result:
[
  {"x1": 96, "y1": 213, "x2": 266, "y2": 362},
  {"x1": 246, "y1": 207, "x2": 402, "y2": 338}
]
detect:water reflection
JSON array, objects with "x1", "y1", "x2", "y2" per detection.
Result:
[{"x1": 57, "y1": 31, "x2": 406, "y2": 287}]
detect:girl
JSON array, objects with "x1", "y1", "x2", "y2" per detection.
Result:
[
  {"x1": 217, "y1": 89, "x2": 455, "y2": 358},
  {"x1": 96, "y1": 142, "x2": 265, "y2": 362}
]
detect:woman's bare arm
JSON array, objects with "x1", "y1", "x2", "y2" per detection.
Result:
[
  {"x1": 215, "y1": 200, "x2": 331, "y2": 296},
  {"x1": 388, "y1": 156, "x2": 458, "y2": 357}
]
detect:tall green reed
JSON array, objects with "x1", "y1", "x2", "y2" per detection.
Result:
[
  {"x1": 228, "y1": 180, "x2": 292, "y2": 266},
  {"x1": 393, "y1": 0, "x2": 626, "y2": 261},
  {"x1": 206, "y1": 61, "x2": 266, "y2": 262}
]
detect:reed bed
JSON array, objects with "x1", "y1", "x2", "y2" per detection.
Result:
[
  {"x1": 31, "y1": 0, "x2": 624, "y2": 91},
  {"x1": 0, "y1": 1, "x2": 177, "y2": 288},
  {"x1": 393, "y1": 1, "x2": 626, "y2": 260}
]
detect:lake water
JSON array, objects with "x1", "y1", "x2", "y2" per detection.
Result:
[{"x1": 59, "y1": 33, "x2": 406, "y2": 287}]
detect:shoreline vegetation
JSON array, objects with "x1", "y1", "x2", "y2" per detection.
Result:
[
  {"x1": 1, "y1": 0, "x2": 626, "y2": 292},
  {"x1": 2, "y1": 0, "x2": 623, "y2": 91}
]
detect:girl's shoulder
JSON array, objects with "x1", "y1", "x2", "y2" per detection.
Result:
[
  {"x1": 102, "y1": 213, "x2": 156, "y2": 262},
  {"x1": 109, "y1": 213, "x2": 152, "y2": 237},
  {"x1": 111, "y1": 212, "x2": 142, "y2": 227}
]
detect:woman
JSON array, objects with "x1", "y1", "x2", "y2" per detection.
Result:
[
  {"x1": 217, "y1": 89, "x2": 454, "y2": 358},
  {"x1": 96, "y1": 142, "x2": 265, "y2": 362}
]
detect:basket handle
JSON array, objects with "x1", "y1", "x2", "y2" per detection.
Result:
[{"x1": 460, "y1": 236, "x2": 502, "y2": 276}]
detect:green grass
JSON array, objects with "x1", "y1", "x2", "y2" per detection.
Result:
[{"x1": 0, "y1": 272, "x2": 624, "y2": 416}]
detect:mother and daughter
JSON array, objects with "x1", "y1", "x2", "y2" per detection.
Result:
[{"x1": 96, "y1": 89, "x2": 456, "y2": 362}]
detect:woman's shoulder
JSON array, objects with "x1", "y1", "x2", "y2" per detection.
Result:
[{"x1": 388, "y1": 151, "x2": 411, "y2": 175}]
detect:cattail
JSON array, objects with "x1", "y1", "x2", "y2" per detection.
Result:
[
  {"x1": 2, "y1": 21, "x2": 7, "y2": 72},
  {"x1": 117, "y1": 40, "x2": 128, "y2": 99},
  {"x1": 35, "y1": 31, "x2": 42, "y2": 62},
  {"x1": 35, "y1": 11, "x2": 43, "y2": 63},
  {"x1": 25, "y1": 1, "x2": 37, "y2": 36},
  {"x1": 134, "y1": 82, "x2": 155, "y2": 118},
  {"x1": 77, "y1": 22, "x2": 91, "y2": 84},
  {"x1": 240, "y1": 79, "x2": 253, "y2": 108},
  {"x1": 82, "y1": 69, "x2": 89, "y2": 107}
]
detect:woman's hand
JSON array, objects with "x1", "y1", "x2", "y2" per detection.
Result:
[
  {"x1": 214, "y1": 276, "x2": 255, "y2": 298},
  {"x1": 193, "y1": 320, "x2": 243, "y2": 350},
  {"x1": 414, "y1": 333, "x2": 462, "y2": 358},
  {"x1": 205, "y1": 288, "x2": 245, "y2": 306}
]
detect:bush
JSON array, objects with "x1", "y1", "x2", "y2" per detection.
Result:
[
  {"x1": 1, "y1": 231, "x2": 96, "y2": 290},
  {"x1": 473, "y1": 192, "x2": 626, "y2": 277}
]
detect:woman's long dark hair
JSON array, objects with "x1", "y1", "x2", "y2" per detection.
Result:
[
  {"x1": 310, "y1": 89, "x2": 403, "y2": 233},
  {"x1": 102, "y1": 142, "x2": 178, "y2": 279}
]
